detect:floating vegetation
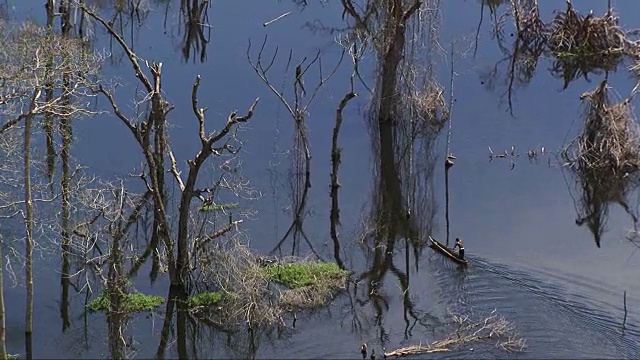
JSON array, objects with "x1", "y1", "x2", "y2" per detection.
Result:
[
  {"x1": 261, "y1": 261, "x2": 349, "y2": 289},
  {"x1": 562, "y1": 80, "x2": 640, "y2": 246},
  {"x1": 187, "y1": 291, "x2": 224, "y2": 308},
  {"x1": 547, "y1": 1, "x2": 633, "y2": 89},
  {"x1": 516, "y1": 2, "x2": 547, "y2": 50},
  {"x1": 88, "y1": 291, "x2": 164, "y2": 313},
  {"x1": 261, "y1": 260, "x2": 350, "y2": 310}
]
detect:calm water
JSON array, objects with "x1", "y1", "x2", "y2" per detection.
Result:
[{"x1": 3, "y1": 0, "x2": 640, "y2": 358}]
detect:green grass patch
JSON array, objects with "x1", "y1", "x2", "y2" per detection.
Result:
[
  {"x1": 198, "y1": 202, "x2": 239, "y2": 212},
  {"x1": 261, "y1": 261, "x2": 349, "y2": 289},
  {"x1": 188, "y1": 291, "x2": 224, "y2": 308},
  {"x1": 88, "y1": 291, "x2": 164, "y2": 313}
]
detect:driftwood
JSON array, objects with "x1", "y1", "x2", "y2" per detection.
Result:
[{"x1": 384, "y1": 309, "x2": 526, "y2": 358}]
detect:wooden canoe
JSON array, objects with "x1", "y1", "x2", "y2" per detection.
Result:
[{"x1": 428, "y1": 236, "x2": 468, "y2": 266}]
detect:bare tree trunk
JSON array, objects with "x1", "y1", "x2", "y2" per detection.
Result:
[
  {"x1": 107, "y1": 234, "x2": 126, "y2": 360},
  {"x1": 330, "y1": 89, "x2": 356, "y2": 269},
  {"x1": 175, "y1": 286, "x2": 188, "y2": 360},
  {"x1": 44, "y1": 0, "x2": 56, "y2": 191},
  {"x1": 107, "y1": 190, "x2": 127, "y2": 360},
  {"x1": 155, "y1": 285, "x2": 177, "y2": 359},
  {"x1": 376, "y1": 1, "x2": 411, "y2": 237},
  {"x1": 59, "y1": 0, "x2": 73, "y2": 332},
  {"x1": 24, "y1": 100, "x2": 38, "y2": 360}
]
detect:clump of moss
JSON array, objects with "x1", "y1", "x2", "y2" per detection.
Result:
[
  {"x1": 261, "y1": 261, "x2": 349, "y2": 289},
  {"x1": 261, "y1": 261, "x2": 350, "y2": 311},
  {"x1": 198, "y1": 202, "x2": 239, "y2": 212},
  {"x1": 188, "y1": 291, "x2": 224, "y2": 308},
  {"x1": 88, "y1": 291, "x2": 164, "y2": 313}
]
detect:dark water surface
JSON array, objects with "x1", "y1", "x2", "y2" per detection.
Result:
[{"x1": 3, "y1": 0, "x2": 640, "y2": 358}]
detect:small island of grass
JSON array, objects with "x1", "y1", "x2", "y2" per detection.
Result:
[
  {"x1": 88, "y1": 291, "x2": 164, "y2": 313},
  {"x1": 261, "y1": 261, "x2": 349, "y2": 289},
  {"x1": 188, "y1": 291, "x2": 224, "y2": 308}
]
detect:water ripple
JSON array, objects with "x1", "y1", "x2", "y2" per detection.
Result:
[{"x1": 427, "y1": 255, "x2": 640, "y2": 359}]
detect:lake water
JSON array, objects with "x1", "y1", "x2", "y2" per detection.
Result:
[{"x1": 3, "y1": 0, "x2": 640, "y2": 358}]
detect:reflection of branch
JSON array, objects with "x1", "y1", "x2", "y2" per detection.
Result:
[
  {"x1": 401, "y1": 0, "x2": 422, "y2": 23},
  {"x1": 81, "y1": 4, "x2": 153, "y2": 93},
  {"x1": 330, "y1": 79, "x2": 357, "y2": 269},
  {"x1": 474, "y1": 0, "x2": 485, "y2": 57},
  {"x1": 249, "y1": 36, "x2": 342, "y2": 258},
  {"x1": 180, "y1": 0, "x2": 211, "y2": 63},
  {"x1": 119, "y1": 190, "x2": 154, "y2": 278}
]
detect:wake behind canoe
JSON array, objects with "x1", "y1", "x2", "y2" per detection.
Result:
[{"x1": 429, "y1": 236, "x2": 468, "y2": 266}]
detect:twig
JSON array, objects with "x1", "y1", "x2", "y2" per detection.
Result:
[
  {"x1": 263, "y1": 11, "x2": 292, "y2": 27},
  {"x1": 195, "y1": 220, "x2": 243, "y2": 251},
  {"x1": 167, "y1": 148, "x2": 186, "y2": 192}
]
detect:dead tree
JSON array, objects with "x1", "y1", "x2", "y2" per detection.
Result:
[
  {"x1": 248, "y1": 35, "x2": 342, "y2": 257},
  {"x1": 0, "y1": 21, "x2": 102, "y2": 358},
  {"x1": 81, "y1": 4, "x2": 258, "y2": 287},
  {"x1": 74, "y1": 181, "x2": 151, "y2": 360}
]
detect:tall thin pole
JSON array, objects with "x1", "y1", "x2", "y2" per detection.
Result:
[{"x1": 444, "y1": 42, "x2": 455, "y2": 247}]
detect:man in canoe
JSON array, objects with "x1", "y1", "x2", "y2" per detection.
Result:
[{"x1": 453, "y1": 237, "x2": 465, "y2": 260}]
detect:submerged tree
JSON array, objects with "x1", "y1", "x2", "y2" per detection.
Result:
[
  {"x1": 80, "y1": 4, "x2": 258, "y2": 291},
  {"x1": 0, "y1": 20, "x2": 103, "y2": 358},
  {"x1": 329, "y1": 76, "x2": 357, "y2": 269},
  {"x1": 0, "y1": 128, "x2": 22, "y2": 360}
]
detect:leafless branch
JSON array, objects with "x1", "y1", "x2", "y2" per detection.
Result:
[
  {"x1": 195, "y1": 219, "x2": 243, "y2": 251},
  {"x1": 79, "y1": 2, "x2": 153, "y2": 93},
  {"x1": 168, "y1": 148, "x2": 186, "y2": 192}
]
